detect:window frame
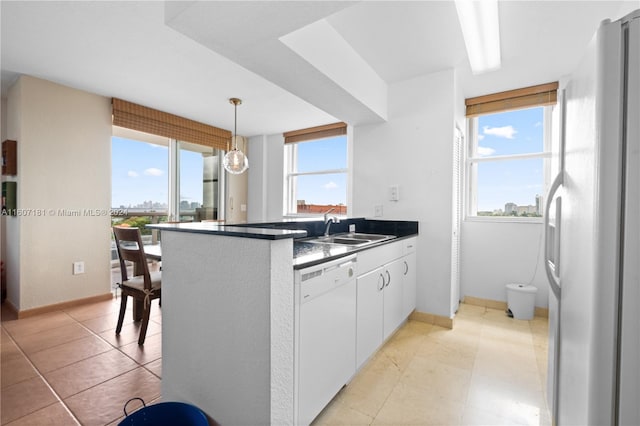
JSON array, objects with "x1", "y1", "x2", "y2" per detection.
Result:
[
  {"x1": 283, "y1": 136, "x2": 349, "y2": 217},
  {"x1": 111, "y1": 127, "x2": 226, "y2": 222},
  {"x1": 465, "y1": 105, "x2": 553, "y2": 222}
]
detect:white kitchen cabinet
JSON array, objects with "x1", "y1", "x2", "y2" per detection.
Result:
[
  {"x1": 356, "y1": 266, "x2": 385, "y2": 368},
  {"x1": 383, "y1": 258, "x2": 405, "y2": 340},
  {"x1": 402, "y1": 238, "x2": 417, "y2": 317},
  {"x1": 357, "y1": 239, "x2": 403, "y2": 273},
  {"x1": 356, "y1": 238, "x2": 416, "y2": 369}
]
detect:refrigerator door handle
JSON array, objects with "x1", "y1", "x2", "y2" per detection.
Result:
[{"x1": 544, "y1": 172, "x2": 563, "y2": 299}]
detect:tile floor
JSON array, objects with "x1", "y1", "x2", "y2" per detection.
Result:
[
  {"x1": 1, "y1": 297, "x2": 162, "y2": 425},
  {"x1": 1, "y1": 299, "x2": 550, "y2": 425},
  {"x1": 312, "y1": 303, "x2": 551, "y2": 426}
]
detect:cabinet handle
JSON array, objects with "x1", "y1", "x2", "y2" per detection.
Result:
[
  {"x1": 385, "y1": 270, "x2": 391, "y2": 287},
  {"x1": 378, "y1": 273, "x2": 385, "y2": 291},
  {"x1": 404, "y1": 260, "x2": 409, "y2": 275}
]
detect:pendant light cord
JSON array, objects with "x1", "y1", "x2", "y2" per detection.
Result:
[
  {"x1": 233, "y1": 101, "x2": 237, "y2": 150},
  {"x1": 229, "y1": 97, "x2": 242, "y2": 151}
]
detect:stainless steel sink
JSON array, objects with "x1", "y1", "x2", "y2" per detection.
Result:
[{"x1": 303, "y1": 233, "x2": 395, "y2": 247}]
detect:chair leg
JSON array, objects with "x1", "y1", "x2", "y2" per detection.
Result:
[
  {"x1": 138, "y1": 302, "x2": 152, "y2": 345},
  {"x1": 116, "y1": 294, "x2": 128, "y2": 335}
]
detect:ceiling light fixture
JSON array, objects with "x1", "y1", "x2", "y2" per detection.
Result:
[
  {"x1": 223, "y1": 97, "x2": 248, "y2": 174},
  {"x1": 455, "y1": 0, "x2": 501, "y2": 74}
]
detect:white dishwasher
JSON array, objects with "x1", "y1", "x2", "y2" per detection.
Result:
[{"x1": 295, "y1": 254, "x2": 357, "y2": 426}]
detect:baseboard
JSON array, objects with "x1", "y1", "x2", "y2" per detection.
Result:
[
  {"x1": 463, "y1": 295, "x2": 549, "y2": 318},
  {"x1": 409, "y1": 310, "x2": 454, "y2": 329},
  {"x1": 2, "y1": 299, "x2": 19, "y2": 317},
  {"x1": 15, "y1": 293, "x2": 113, "y2": 319},
  {"x1": 463, "y1": 295, "x2": 508, "y2": 311},
  {"x1": 534, "y1": 306, "x2": 549, "y2": 318}
]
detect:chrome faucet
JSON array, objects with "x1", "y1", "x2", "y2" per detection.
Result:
[{"x1": 323, "y1": 208, "x2": 340, "y2": 236}]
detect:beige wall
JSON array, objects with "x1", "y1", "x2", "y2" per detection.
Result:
[
  {"x1": 225, "y1": 136, "x2": 249, "y2": 224},
  {"x1": 4, "y1": 76, "x2": 112, "y2": 311}
]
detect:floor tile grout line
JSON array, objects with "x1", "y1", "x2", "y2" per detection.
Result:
[
  {"x1": 15, "y1": 302, "x2": 161, "y2": 424},
  {"x1": 9, "y1": 332, "x2": 105, "y2": 361},
  {"x1": 468, "y1": 312, "x2": 551, "y2": 424},
  {"x1": 69, "y1": 305, "x2": 161, "y2": 370},
  {"x1": 1, "y1": 323, "x2": 83, "y2": 425},
  {"x1": 66, "y1": 304, "x2": 164, "y2": 423},
  {"x1": 69, "y1": 301, "x2": 165, "y2": 385},
  {"x1": 1, "y1": 310, "x2": 77, "y2": 338}
]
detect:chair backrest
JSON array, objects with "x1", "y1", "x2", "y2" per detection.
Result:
[{"x1": 112, "y1": 226, "x2": 151, "y2": 289}]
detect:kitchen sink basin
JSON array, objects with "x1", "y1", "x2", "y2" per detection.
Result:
[{"x1": 303, "y1": 233, "x2": 395, "y2": 247}]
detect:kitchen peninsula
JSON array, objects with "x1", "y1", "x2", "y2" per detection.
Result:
[{"x1": 150, "y1": 219, "x2": 418, "y2": 425}]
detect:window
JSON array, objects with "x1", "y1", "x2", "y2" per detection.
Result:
[
  {"x1": 465, "y1": 82, "x2": 557, "y2": 220},
  {"x1": 284, "y1": 124, "x2": 348, "y2": 216},
  {"x1": 467, "y1": 106, "x2": 551, "y2": 218},
  {"x1": 111, "y1": 129, "x2": 224, "y2": 224},
  {"x1": 178, "y1": 141, "x2": 222, "y2": 222},
  {"x1": 111, "y1": 98, "x2": 230, "y2": 223},
  {"x1": 112, "y1": 135, "x2": 168, "y2": 211}
]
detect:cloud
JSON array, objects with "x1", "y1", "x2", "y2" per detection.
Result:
[
  {"x1": 478, "y1": 134, "x2": 485, "y2": 141},
  {"x1": 534, "y1": 121, "x2": 542, "y2": 127},
  {"x1": 146, "y1": 143, "x2": 168, "y2": 149},
  {"x1": 323, "y1": 181, "x2": 338, "y2": 190},
  {"x1": 127, "y1": 171, "x2": 139, "y2": 178},
  {"x1": 483, "y1": 125, "x2": 517, "y2": 139},
  {"x1": 477, "y1": 146, "x2": 496, "y2": 157},
  {"x1": 144, "y1": 168, "x2": 164, "y2": 176}
]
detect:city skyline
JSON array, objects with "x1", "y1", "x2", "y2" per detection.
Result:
[
  {"x1": 112, "y1": 135, "x2": 348, "y2": 210},
  {"x1": 478, "y1": 194, "x2": 543, "y2": 217}
]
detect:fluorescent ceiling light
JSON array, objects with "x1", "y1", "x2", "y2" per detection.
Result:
[{"x1": 455, "y1": 0, "x2": 501, "y2": 74}]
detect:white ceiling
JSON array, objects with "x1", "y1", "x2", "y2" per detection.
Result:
[{"x1": 2, "y1": 1, "x2": 638, "y2": 136}]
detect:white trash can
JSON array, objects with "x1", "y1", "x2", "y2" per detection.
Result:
[{"x1": 506, "y1": 283, "x2": 538, "y2": 320}]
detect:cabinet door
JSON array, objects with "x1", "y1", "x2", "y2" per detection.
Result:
[
  {"x1": 383, "y1": 259, "x2": 405, "y2": 340},
  {"x1": 356, "y1": 267, "x2": 384, "y2": 368},
  {"x1": 402, "y1": 251, "x2": 417, "y2": 318}
]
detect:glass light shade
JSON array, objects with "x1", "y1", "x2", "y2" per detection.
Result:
[{"x1": 223, "y1": 148, "x2": 249, "y2": 174}]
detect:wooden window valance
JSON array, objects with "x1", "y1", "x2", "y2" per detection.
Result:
[
  {"x1": 283, "y1": 122, "x2": 347, "y2": 144},
  {"x1": 112, "y1": 98, "x2": 231, "y2": 150},
  {"x1": 465, "y1": 82, "x2": 559, "y2": 117}
]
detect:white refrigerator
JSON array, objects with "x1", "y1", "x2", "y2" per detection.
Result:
[{"x1": 544, "y1": 9, "x2": 639, "y2": 426}]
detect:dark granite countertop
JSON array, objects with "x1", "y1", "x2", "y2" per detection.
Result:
[
  {"x1": 239, "y1": 218, "x2": 419, "y2": 269},
  {"x1": 149, "y1": 218, "x2": 418, "y2": 269},
  {"x1": 147, "y1": 222, "x2": 307, "y2": 240},
  {"x1": 292, "y1": 234, "x2": 418, "y2": 269}
]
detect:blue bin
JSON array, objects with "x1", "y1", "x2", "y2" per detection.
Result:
[{"x1": 118, "y1": 399, "x2": 209, "y2": 426}]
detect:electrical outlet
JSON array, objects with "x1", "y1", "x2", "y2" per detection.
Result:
[
  {"x1": 73, "y1": 261, "x2": 85, "y2": 275},
  {"x1": 349, "y1": 224, "x2": 356, "y2": 233},
  {"x1": 374, "y1": 205, "x2": 383, "y2": 217}
]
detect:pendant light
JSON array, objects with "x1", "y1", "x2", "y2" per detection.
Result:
[{"x1": 223, "y1": 97, "x2": 249, "y2": 174}]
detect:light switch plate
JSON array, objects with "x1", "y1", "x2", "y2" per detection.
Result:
[{"x1": 389, "y1": 185, "x2": 399, "y2": 201}]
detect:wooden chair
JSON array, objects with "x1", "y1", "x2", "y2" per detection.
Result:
[{"x1": 113, "y1": 226, "x2": 161, "y2": 345}]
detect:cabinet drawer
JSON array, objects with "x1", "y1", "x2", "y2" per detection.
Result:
[
  {"x1": 402, "y1": 237, "x2": 417, "y2": 255},
  {"x1": 357, "y1": 240, "x2": 403, "y2": 275}
]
